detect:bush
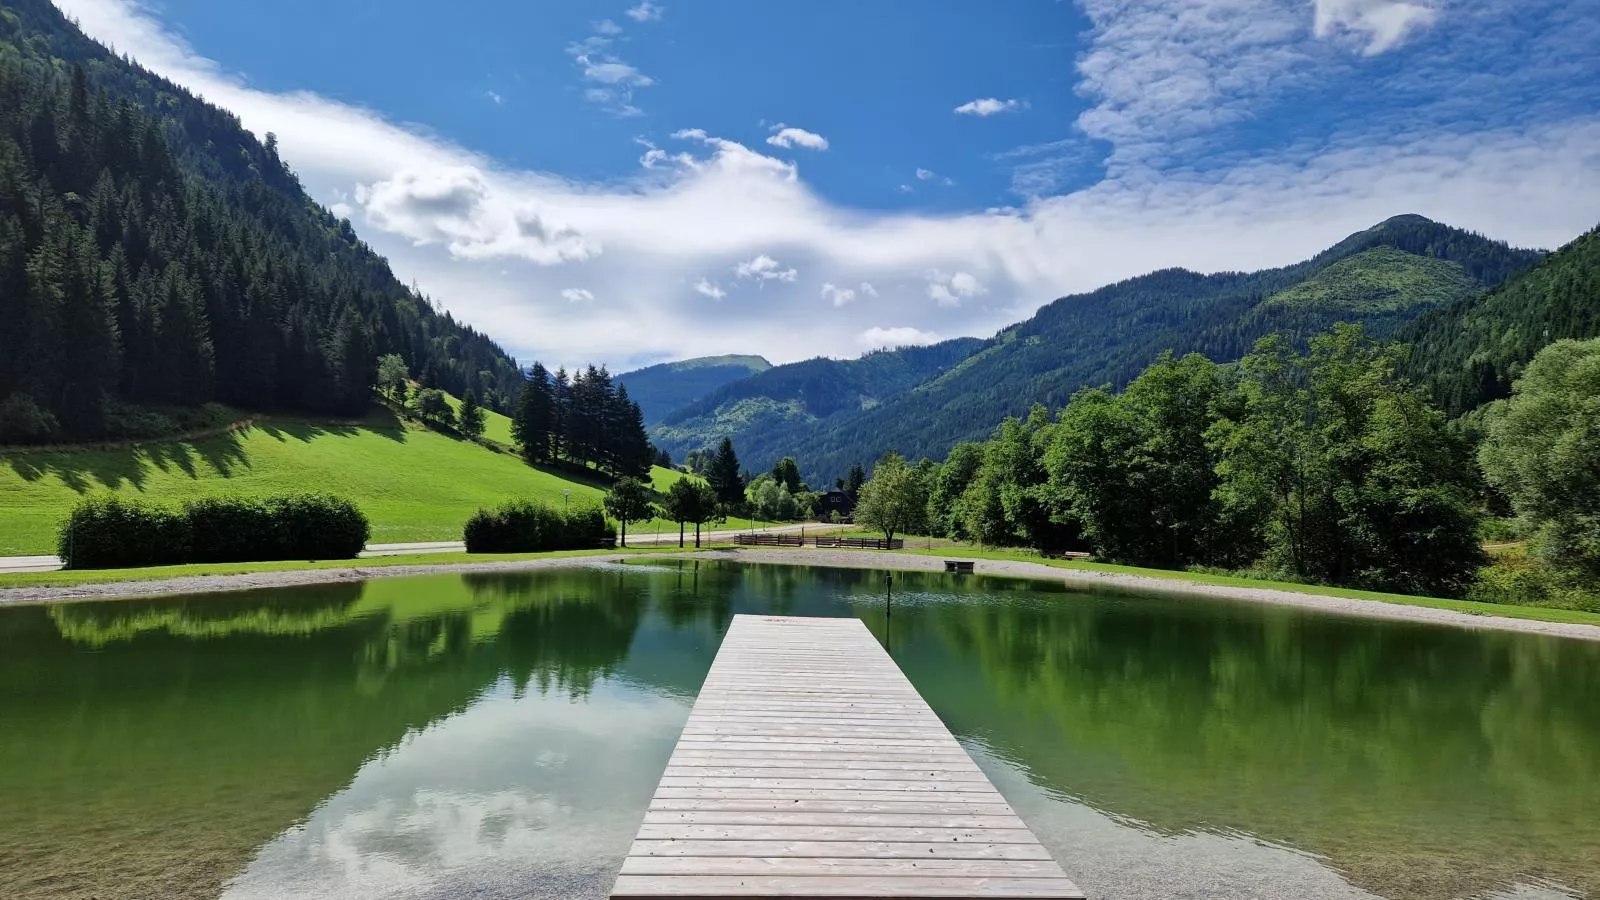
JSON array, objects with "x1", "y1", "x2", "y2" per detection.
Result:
[
  {"x1": 58, "y1": 493, "x2": 370, "y2": 569},
  {"x1": 59, "y1": 496, "x2": 190, "y2": 569},
  {"x1": 463, "y1": 500, "x2": 617, "y2": 553}
]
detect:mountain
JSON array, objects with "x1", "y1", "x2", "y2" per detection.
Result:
[
  {"x1": 752, "y1": 215, "x2": 1543, "y2": 483},
  {"x1": 1403, "y1": 223, "x2": 1600, "y2": 416},
  {"x1": 648, "y1": 339, "x2": 985, "y2": 472},
  {"x1": 0, "y1": 0, "x2": 524, "y2": 445},
  {"x1": 615, "y1": 354, "x2": 771, "y2": 426}
]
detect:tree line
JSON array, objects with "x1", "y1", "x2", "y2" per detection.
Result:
[
  {"x1": 0, "y1": 20, "x2": 523, "y2": 444},
  {"x1": 851, "y1": 325, "x2": 1599, "y2": 603},
  {"x1": 510, "y1": 362, "x2": 654, "y2": 480}
]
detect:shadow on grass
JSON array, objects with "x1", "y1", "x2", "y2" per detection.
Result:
[{"x1": 1, "y1": 407, "x2": 412, "y2": 494}]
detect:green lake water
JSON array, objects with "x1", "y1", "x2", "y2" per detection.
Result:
[{"x1": 1, "y1": 560, "x2": 1597, "y2": 899}]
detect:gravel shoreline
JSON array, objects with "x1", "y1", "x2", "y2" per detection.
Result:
[{"x1": 4, "y1": 547, "x2": 1597, "y2": 643}]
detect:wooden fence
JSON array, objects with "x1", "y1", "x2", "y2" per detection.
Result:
[
  {"x1": 733, "y1": 533, "x2": 805, "y2": 547},
  {"x1": 812, "y1": 536, "x2": 905, "y2": 550}
]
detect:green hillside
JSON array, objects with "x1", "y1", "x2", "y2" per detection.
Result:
[
  {"x1": 1403, "y1": 223, "x2": 1600, "y2": 415},
  {"x1": 0, "y1": 411, "x2": 683, "y2": 555},
  {"x1": 616, "y1": 355, "x2": 772, "y2": 425},
  {"x1": 1259, "y1": 246, "x2": 1480, "y2": 314},
  {"x1": 748, "y1": 215, "x2": 1541, "y2": 482},
  {"x1": 649, "y1": 339, "x2": 984, "y2": 468}
]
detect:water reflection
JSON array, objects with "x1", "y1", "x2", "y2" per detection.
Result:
[{"x1": 0, "y1": 561, "x2": 1595, "y2": 900}]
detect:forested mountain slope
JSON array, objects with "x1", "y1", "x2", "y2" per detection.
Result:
[
  {"x1": 1402, "y1": 224, "x2": 1600, "y2": 415},
  {"x1": 648, "y1": 338, "x2": 984, "y2": 469},
  {"x1": 616, "y1": 354, "x2": 771, "y2": 425},
  {"x1": 768, "y1": 215, "x2": 1541, "y2": 482},
  {"x1": 0, "y1": 0, "x2": 523, "y2": 444}
]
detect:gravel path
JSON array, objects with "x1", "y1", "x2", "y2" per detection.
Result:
[{"x1": 3, "y1": 546, "x2": 1596, "y2": 643}]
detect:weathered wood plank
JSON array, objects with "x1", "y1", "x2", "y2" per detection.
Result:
[{"x1": 609, "y1": 615, "x2": 1082, "y2": 899}]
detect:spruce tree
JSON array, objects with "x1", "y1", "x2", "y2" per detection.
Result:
[{"x1": 707, "y1": 438, "x2": 745, "y2": 509}]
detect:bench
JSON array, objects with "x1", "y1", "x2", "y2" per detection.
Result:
[{"x1": 944, "y1": 559, "x2": 976, "y2": 574}]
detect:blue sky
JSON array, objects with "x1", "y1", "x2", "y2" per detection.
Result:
[{"x1": 57, "y1": 0, "x2": 1600, "y2": 370}]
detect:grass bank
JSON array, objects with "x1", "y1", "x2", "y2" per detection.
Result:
[
  {"x1": 900, "y1": 546, "x2": 1600, "y2": 627},
  {"x1": 0, "y1": 409, "x2": 684, "y2": 555},
  {"x1": 0, "y1": 546, "x2": 703, "y2": 592}
]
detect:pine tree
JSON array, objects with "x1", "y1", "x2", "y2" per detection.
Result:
[
  {"x1": 513, "y1": 362, "x2": 554, "y2": 464},
  {"x1": 707, "y1": 438, "x2": 745, "y2": 509},
  {"x1": 458, "y1": 389, "x2": 486, "y2": 439}
]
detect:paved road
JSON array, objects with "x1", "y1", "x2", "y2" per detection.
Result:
[{"x1": 0, "y1": 522, "x2": 844, "y2": 573}]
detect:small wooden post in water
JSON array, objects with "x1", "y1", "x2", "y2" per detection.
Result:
[{"x1": 610, "y1": 615, "x2": 1084, "y2": 899}]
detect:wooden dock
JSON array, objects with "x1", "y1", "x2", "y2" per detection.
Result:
[{"x1": 610, "y1": 615, "x2": 1083, "y2": 899}]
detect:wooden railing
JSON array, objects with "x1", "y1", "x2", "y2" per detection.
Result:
[
  {"x1": 734, "y1": 533, "x2": 805, "y2": 547},
  {"x1": 812, "y1": 536, "x2": 904, "y2": 550}
]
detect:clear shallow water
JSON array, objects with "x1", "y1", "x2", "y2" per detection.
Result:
[{"x1": 1, "y1": 560, "x2": 1596, "y2": 900}]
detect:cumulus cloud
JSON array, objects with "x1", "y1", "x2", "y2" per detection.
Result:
[
  {"x1": 859, "y1": 327, "x2": 941, "y2": 349},
  {"x1": 593, "y1": 18, "x2": 623, "y2": 35},
  {"x1": 955, "y1": 98, "x2": 1024, "y2": 116},
  {"x1": 926, "y1": 271, "x2": 988, "y2": 307},
  {"x1": 561, "y1": 288, "x2": 595, "y2": 302},
  {"x1": 52, "y1": 0, "x2": 1600, "y2": 373},
  {"x1": 766, "y1": 125, "x2": 830, "y2": 151},
  {"x1": 1313, "y1": 0, "x2": 1437, "y2": 54},
  {"x1": 485, "y1": 90, "x2": 503, "y2": 105},
  {"x1": 859, "y1": 282, "x2": 879, "y2": 298},
  {"x1": 915, "y1": 168, "x2": 936, "y2": 180},
  {"x1": 692, "y1": 279, "x2": 727, "y2": 300},
  {"x1": 356, "y1": 167, "x2": 597, "y2": 264},
  {"x1": 821, "y1": 283, "x2": 856, "y2": 307},
  {"x1": 735, "y1": 254, "x2": 799, "y2": 283},
  {"x1": 626, "y1": 1, "x2": 663, "y2": 22}
]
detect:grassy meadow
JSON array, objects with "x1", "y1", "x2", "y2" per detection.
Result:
[{"x1": 0, "y1": 409, "x2": 684, "y2": 555}]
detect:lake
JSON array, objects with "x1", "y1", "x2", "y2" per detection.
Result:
[{"x1": 1, "y1": 560, "x2": 1596, "y2": 899}]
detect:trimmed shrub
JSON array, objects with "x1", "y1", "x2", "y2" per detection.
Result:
[
  {"x1": 57, "y1": 493, "x2": 370, "y2": 569},
  {"x1": 463, "y1": 500, "x2": 617, "y2": 553},
  {"x1": 58, "y1": 496, "x2": 190, "y2": 569}
]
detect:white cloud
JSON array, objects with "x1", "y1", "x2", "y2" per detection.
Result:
[
  {"x1": 859, "y1": 282, "x2": 879, "y2": 298},
  {"x1": 485, "y1": 90, "x2": 503, "y2": 105},
  {"x1": 355, "y1": 167, "x2": 597, "y2": 264},
  {"x1": 926, "y1": 271, "x2": 988, "y2": 307},
  {"x1": 897, "y1": 183, "x2": 914, "y2": 194},
  {"x1": 577, "y1": 57, "x2": 652, "y2": 87},
  {"x1": 594, "y1": 18, "x2": 623, "y2": 35},
  {"x1": 735, "y1": 254, "x2": 799, "y2": 283},
  {"x1": 821, "y1": 283, "x2": 856, "y2": 307},
  {"x1": 692, "y1": 279, "x2": 727, "y2": 300},
  {"x1": 626, "y1": 1, "x2": 663, "y2": 22},
  {"x1": 955, "y1": 98, "x2": 1024, "y2": 116},
  {"x1": 53, "y1": 0, "x2": 1600, "y2": 374},
  {"x1": 859, "y1": 327, "x2": 941, "y2": 349},
  {"x1": 915, "y1": 168, "x2": 936, "y2": 180},
  {"x1": 766, "y1": 125, "x2": 830, "y2": 150},
  {"x1": 561, "y1": 288, "x2": 595, "y2": 302},
  {"x1": 1313, "y1": 0, "x2": 1437, "y2": 54}
]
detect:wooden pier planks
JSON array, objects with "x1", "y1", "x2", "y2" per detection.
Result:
[{"x1": 610, "y1": 615, "x2": 1083, "y2": 899}]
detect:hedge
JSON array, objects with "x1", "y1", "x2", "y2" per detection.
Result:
[
  {"x1": 58, "y1": 494, "x2": 370, "y2": 569},
  {"x1": 463, "y1": 499, "x2": 617, "y2": 553}
]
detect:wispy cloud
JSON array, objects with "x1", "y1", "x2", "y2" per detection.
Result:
[
  {"x1": 766, "y1": 125, "x2": 829, "y2": 150},
  {"x1": 484, "y1": 90, "x2": 503, "y2": 105},
  {"x1": 926, "y1": 271, "x2": 988, "y2": 307},
  {"x1": 735, "y1": 254, "x2": 799, "y2": 283},
  {"x1": 626, "y1": 1, "x2": 664, "y2": 23},
  {"x1": 567, "y1": 22, "x2": 652, "y2": 116},
  {"x1": 593, "y1": 18, "x2": 623, "y2": 35},
  {"x1": 1313, "y1": 0, "x2": 1438, "y2": 54},
  {"x1": 821, "y1": 283, "x2": 856, "y2": 307},
  {"x1": 692, "y1": 278, "x2": 726, "y2": 300},
  {"x1": 955, "y1": 98, "x2": 1025, "y2": 116},
  {"x1": 561, "y1": 288, "x2": 595, "y2": 302},
  {"x1": 859, "y1": 326, "x2": 941, "y2": 349}
]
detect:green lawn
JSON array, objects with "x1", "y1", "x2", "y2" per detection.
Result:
[
  {"x1": 0, "y1": 410, "x2": 684, "y2": 555},
  {"x1": 439, "y1": 391, "x2": 516, "y2": 446}
]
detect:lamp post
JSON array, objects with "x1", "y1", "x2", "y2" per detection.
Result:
[{"x1": 563, "y1": 488, "x2": 571, "y2": 511}]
